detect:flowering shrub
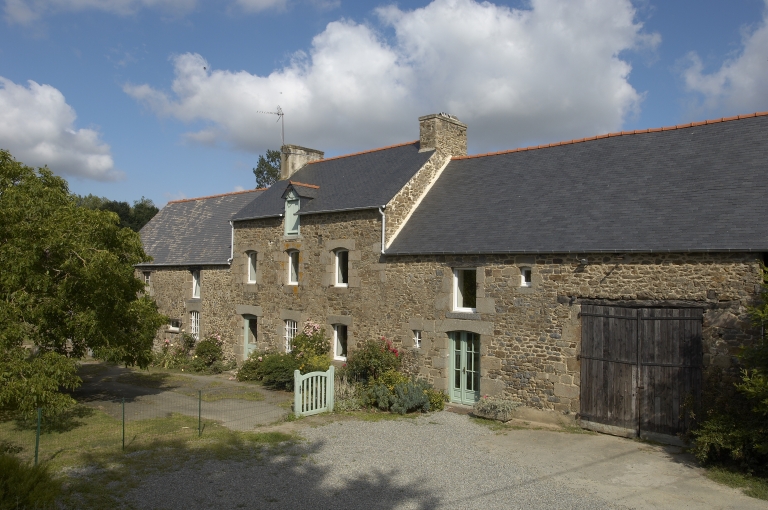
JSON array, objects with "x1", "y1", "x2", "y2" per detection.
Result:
[
  {"x1": 236, "y1": 320, "x2": 331, "y2": 389},
  {"x1": 190, "y1": 333, "x2": 233, "y2": 374},
  {"x1": 153, "y1": 332, "x2": 234, "y2": 374},
  {"x1": 345, "y1": 337, "x2": 401, "y2": 382}
]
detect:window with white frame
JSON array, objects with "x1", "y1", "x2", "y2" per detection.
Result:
[
  {"x1": 143, "y1": 271, "x2": 151, "y2": 288},
  {"x1": 453, "y1": 268, "x2": 477, "y2": 312},
  {"x1": 413, "y1": 330, "x2": 422, "y2": 349},
  {"x1": 192, "y1": 270, "x2": 201, "y2": 298},
  {"x1": 333, "y1": 324, "x2": 348, "y2": 360},
  {"x1": 190, "y1": 311, "x2": 200, "y2": 340},
  {"x1": 168, "y1": 319, "x2": 181, "y2": 333},
  {"x1": 520, "y1": 267, "x2": 532, "y2": 287},
  {"x1": 284, "y1": 319, "x2": 297, "y2": 352},
  {"x1": 247, "y1": 252, "x2": 257, "y2": 283},
  {"x1": 284, "y1": 191, "x2": 300, "y2": 236},
  {"x1": 287, "y1": 251, "x2": 299, "y2": 285},
  {"x1": 335, "y1": 249, "x2": 349, "y2": 287}
]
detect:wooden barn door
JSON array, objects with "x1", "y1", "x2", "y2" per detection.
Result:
[
  {"x1": 638, "y1": 308, "x2": 703, "y2": 442},
  {"x1": 580, "y1": 304, "x2": 703, "y2": 443}
]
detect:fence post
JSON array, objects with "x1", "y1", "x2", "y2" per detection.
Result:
[
  {"x1": 327, "y1": 365, "x2": 335, "y2": 413},
  {"x1": 34, "y1": 408, "x2": 41, "y2": 466},
  {"x1": 198, "y1": 390, "x2": 202, "y2": 437},
  {"x1": 294, "y1": 369, "x2": 301, "y2": 418},
  {"x1": 122, "y1": 398, "x2": 125, "y2": 451}
]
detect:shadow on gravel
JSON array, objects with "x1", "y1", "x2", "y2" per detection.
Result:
[{"x1": 65, "y1": 434, "x2": 443, "y2": 510}]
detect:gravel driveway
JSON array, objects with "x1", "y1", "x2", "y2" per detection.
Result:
[{"x1": 121, "y1": 408, "x2": 762, "y2": 510}]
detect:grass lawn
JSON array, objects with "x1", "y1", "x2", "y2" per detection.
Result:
[
  {"x1": 706, "y1": 467, "x2": 768, "y2": 500},
  {"x1": 0, "y1": 405, "x2": 296, "y2": 509},
  {"x1": 115, "y1": 370, "x2": 265, "y2": 402}
]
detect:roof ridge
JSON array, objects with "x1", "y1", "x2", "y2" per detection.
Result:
[
  {"x1": 288, "y1": 180, "x2": 320, "y2": 189},
  {"x1": 167, "y1": 188, "x2": 266, "y2": 205},
  {"x1": 306, "y1": 140, "x2": 420, "y2": 165},
  {"x1": 453, "y1": 111, "x2": 768, "y2": 161}
]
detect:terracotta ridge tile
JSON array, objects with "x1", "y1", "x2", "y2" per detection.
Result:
[
  {"x1": 288, "y1": 180, "x2": 320, "y2": 189},
  {"x1": 167, "y1": 188, "x2": 266, "y2": 205},
  {"x1": 306, "y1": 140, "x2": 420, "y2": 165},
  {"x1": 451, "y1": 110, "x2": 768, "y2": 161}
]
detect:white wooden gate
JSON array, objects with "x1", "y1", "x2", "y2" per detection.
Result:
[{"x1": 294, "y1": 366, "x2": 335, "y2": 417}]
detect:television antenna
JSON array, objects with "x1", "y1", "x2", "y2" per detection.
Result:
[{"x1": 256, "y1": 105, "x2": 284, "y2": 146}]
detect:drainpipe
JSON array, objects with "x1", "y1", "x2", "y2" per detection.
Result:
[
  {"x1": 378, "y1": 205, "x2": 386, "y2": 255},
  {"x1": 227, "y1": 220, "x2": 234, "y2": 264}
]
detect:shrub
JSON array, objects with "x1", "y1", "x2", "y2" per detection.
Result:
[
  {"x1": 346, "y1": 337, "x2": 401, "y2": 382},
  {"x1": 153, "y1": 338, "x2": 188, "y2": 369},
  {"x1": 334, "y1": 376, "x2": 364, "y2": 412},
  {"x1": 0, "y1": 454, "x2": 61, "y2": 509},
  {"x1": 473, "y1": 396, "x2": 521, "y2": 422},
  {"x1": 364, "y1": 369, "x2": 442, "y2": 415},
  {"x1": 237, "y1": 320, "x2": 333, "y2": 390},
  {"x1": 691, "y1": 267, "x2": 768, "y2": 474},
  {"x1": 190, "y1": 334, "x2": 234, "y2": 374}
]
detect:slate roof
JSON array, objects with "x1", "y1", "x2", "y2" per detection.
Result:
[
  {"x1": 387, "y1": 113, "x2": 768, "y2": 255},
  {"x1": 138, "y1": 189, "x2": 265, "y2": 266},
  {"x1": 232, "y1": 141, "x2": 433, "y2": 221}
]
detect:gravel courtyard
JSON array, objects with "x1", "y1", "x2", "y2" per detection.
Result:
[{"x1": 123, "y1": 410, "x2": 763, "y2": 510}]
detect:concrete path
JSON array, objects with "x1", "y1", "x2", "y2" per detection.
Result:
[{"x1": 74, "y1": 363, "x2": 292, "y2": 430}]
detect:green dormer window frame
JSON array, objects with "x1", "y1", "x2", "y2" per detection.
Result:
[{"x1": 284, "y1": 190, "x2": 300, "y2": 236}]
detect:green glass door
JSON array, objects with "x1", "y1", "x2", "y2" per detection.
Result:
[
  {"x1": 450, "y1": 331, "x2": 481, "y2": 404},
  {"x1": 243, "y1": 315, "x2": 258, "y2": 359}
]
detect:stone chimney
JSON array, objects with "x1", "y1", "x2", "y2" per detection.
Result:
[
  {"x1": 418, "y1": 113, "x2": 467, "y2": 156},
  {"x1": 280, "y1": 145, "x2": 324, "y2": 180}
]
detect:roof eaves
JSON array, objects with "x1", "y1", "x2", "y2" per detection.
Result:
[
  {"x1": 297, "y1": 205, "x2": 380, "y2": 216},
  {"x1": 384, "y1": 247, "x2": 767, "y2": 256},
  {"x1": 232, "y1": 213, "x2": 283, "y2": 222}
]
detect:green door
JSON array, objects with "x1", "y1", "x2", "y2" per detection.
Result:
[
  {"x1": 450, "y1": 331, "x2": 481, "y2": 404},
  {"x1": 243, "y1": 315, "x2": 258, "y2": 359}
]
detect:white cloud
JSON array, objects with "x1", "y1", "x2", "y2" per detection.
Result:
[
  {"x1": 0, "y1": 77, "x2": 121, "y2": 181},
  {"x1": 3, "y1": 0, "x2": 197, "y2": 24},
  {"x1": 232, "y1": 0, "x2": 286, "y2": 13},
  {"x1": 681, "y1": 0, "x2": 768, "y2": 115},
  {"x1": 126, "y1": 0, "x2": 658, "y2": 153}
]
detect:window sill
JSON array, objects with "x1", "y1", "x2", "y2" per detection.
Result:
[
  {"x1": 334, "y1": 356, "x2": 347, "y2": 362},
  {"x1": 445, "y1": 311, "x2": 482, "y2": 321}
]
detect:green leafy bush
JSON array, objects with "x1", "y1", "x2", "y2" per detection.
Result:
[
  {"x1": 364, "y1": 369, "x2": 443, "y2": 414},
  {"x1": 191, "y1": 334, "x2": 227, "y2": 374},
  {"x1": 691, "y1": 268, "x2": 768, "y2": 475},
  {"x1": 0, "y1": 454, "x2": 61, "y2": 509},
  {"x1": 236, "y1": 320, "x2": 332, "y2": 390},
  {"x1": 345, "y1": 337, "x2": 401, "y2": 382}
]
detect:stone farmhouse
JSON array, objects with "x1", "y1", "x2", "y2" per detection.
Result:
[{"x1": 139, "y1": 111, "x2": 768, "y2": 442}]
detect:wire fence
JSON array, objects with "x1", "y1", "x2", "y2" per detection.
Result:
[{"x1": 0, "y1": 375, "x2": 293, "y2": 466}]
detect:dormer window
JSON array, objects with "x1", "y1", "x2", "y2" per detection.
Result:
[{"x1": 284, "y1": 190, "x2": 300, "y2": 236}]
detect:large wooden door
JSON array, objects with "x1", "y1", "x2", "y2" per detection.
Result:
[{"x1": 580, "y1": 304, "x2": 703, "y2": 442}]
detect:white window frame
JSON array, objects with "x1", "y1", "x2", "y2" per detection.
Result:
[
  {"x1": 190, "y1": 311, "x2": 200, "y2": 340},
  {"x1": 333, "y1": 324, "x2": 348, "y2": 360},
  {"x1": 520, "y1": 267, "x2": 532, "y2": 288},
  {"x1": 143, "y1": 271, "x2": 151, "y2": 288},
  {"x1": 192, "y1": 270, "x2": 201, "y2": 298},
  {"x1": 453, "y1": 268, "x2": 477, "y2": 313},
  {"x1": 335, "y1": 249, "x2": 349, "y2": 287},
  {"x1": 284, "y1": 319, "x2": 297, "y2": 353},
  {"x1": 168, "y1": 319, "x2": 181, "y2": 333},
  {"x1": 247, "y1": 252, "x2": 257, "y2": 283},
  {"x1": 287, "y1": 251, "x2": 299, "y2": 285},
  {"x1": 413, "y1": 330, "x2": 422, "y2": 349}
]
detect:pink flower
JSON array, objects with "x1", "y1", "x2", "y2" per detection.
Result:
[{"x1": 257, "y1": 356, "x2": 263, "y2": 362}]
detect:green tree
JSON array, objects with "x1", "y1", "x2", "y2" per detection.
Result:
[
  {"x1": 76, "y1": 194, "x2": 159, "y2": 232},
  {"x1": 0, "y1": 150, "x2": 166, "y2": 416},
  {"x1": 253, "y1": 149, "x2": 281, "y2": 188}
]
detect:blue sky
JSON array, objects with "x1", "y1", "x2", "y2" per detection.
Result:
[{"x1": 1, "y1": 0, "x2": 767, "y2": 206}]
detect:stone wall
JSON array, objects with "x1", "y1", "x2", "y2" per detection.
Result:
[
  {"x1": 378, "y1": 252, "x2": 762, "y2": 413},
  {"x1": 138, "y1": 265, "x2": 239, "y2": 360},
  {"x1": 231, "y1": 210, "x2": 388, "y2": 361}
]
